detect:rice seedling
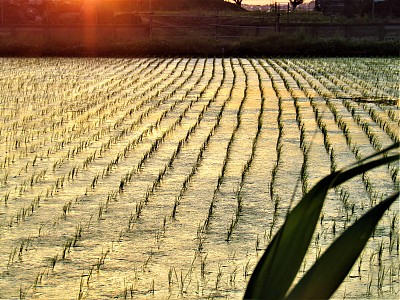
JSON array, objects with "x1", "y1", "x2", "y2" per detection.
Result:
[
  {"x1": 244, "y1": 259, "x2": 252, "y2": 278},
  {"x1": 0, "y1": 57, "x2": 398, "y2": 299}
]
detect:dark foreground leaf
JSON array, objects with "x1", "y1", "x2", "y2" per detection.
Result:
[
  {"x1": 244, "y1": 143, "x2": 399, "y2": 300},
  {"x1": 287, "y1": 192, "x2": 399, "y2": 299},
  {"x1": 244, "y1": 174, "x2": 337, "y2": 299}
]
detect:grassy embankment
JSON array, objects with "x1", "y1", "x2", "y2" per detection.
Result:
[{"x1": 0, "y1": 0, "x2": 399, "y2": 56}]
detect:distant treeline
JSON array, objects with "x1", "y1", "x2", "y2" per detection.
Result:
[
  {"x1": 0, "y1": 34, "x2": 398, "y2": 57},
  {"x1": 316, "y1": 0, "x2": 400, "y2": 18},
  {"x1": 0, "y1": 0, "x2": 241, "y2": 25}
]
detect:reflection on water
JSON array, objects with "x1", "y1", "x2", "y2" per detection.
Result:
[{"x1": 0, "y1": 57, "x2": 398, "y2": 299}]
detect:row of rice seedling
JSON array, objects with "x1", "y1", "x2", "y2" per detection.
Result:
[
  {"x1": 268, "y1": 59, "x2": 322, "y2": 196},
  {"x1": 286, "y1": 59, "x2": 396, "y2": 200},
  {"x1": 0, "y1": 58, "x2": 142, "y2": 157},
  {"x1": 267, "y1": 58, "x2": 398, "y2": 297},
  {"x1": 21, "y1": 58, "x2": 200, "y2": 223},
  {"x1": 171, "y1": 59, "x2": 264, "y2": 297},
  {"x1": 21, "y1": 59, "x2": 188, "y2": 190},
  {"x1": 216, "y1": 59, "x2": 252, "y2": 242},
  {"x1": 293, "y1": 59, "x2": 398, "y2": 190},
  {"x1": 0, "y1": 57, "x2": 397, "y2": 299},
  {"x1": 0, "y1": 58, "x2": 209, "y2": 290},
  {"x1": 7, "y1": 58, "x2": 221, "y2": 298},
  {"x1": 262, "y1": 56, "x2": 392, "y2": 298},
  {"x1": 193, "y1": 59, "x2": 265, "y2": 264},
  {"x1": 224, "y1": 58, "x2": 267, "y2": 243},
  {"x1": 129, "y1": 58, "x2": 261, "y2": 297},
  {"x1": 0, "y1": 58, "x2": 186, "y2": 229},
  {"x1": 266, "y1": 59, "x2": 343, "y2": 279},
  {"x1": 0, "y1": 59, "x2": 160, "y2": 203},
  {"x1": 75, "y1": 58, "x2": 236, "y2": 298},
  {"x1": 304, "y1": 59, "x2": 396, "y2": 294},
  {"x1": 171, "y1": 60, "x2": 233, "y2": 226},
  {"x1": 257, "y1": 61, "x2": 284, "y2": 208},
  {"x1": 245, "y1": 60, "x2": 281, "y2": 252}
]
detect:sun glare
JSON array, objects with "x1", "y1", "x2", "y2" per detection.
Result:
[{"x1": 81, "y1": 0, "x2": 98, "y2": 52}]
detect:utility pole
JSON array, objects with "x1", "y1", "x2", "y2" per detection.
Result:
[
  {"x1": 372, "y1": 0, "x2": 375, "y2": 20},
  {"x1": 1, "y1": 0, "x2": 4, "y2": 26}
]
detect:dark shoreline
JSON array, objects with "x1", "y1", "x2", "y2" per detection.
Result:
[{"x1": 0, "y1": 36, "x2": 399, "y2": 57}]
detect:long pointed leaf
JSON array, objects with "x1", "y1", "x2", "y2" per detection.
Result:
[
  {"x1": 332, "y1": 154, "x2": 399, "y2": 188},
  {"x1": 287, "y1": 192, "x2": 399, "y2": 299},
  {"x1": 244, "y1": 173, "x2": 338, "y2": 299},
  {"x1": 244, "y1": 145, "x2": 399, "y2": 300},
  {"x1": 349, "y1": 142, "x2": 399, "y2": 167}
]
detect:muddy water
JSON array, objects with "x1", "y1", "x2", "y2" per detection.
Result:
[{"x1": 0, "y1": 58, "x2": 398, "y2": 299}]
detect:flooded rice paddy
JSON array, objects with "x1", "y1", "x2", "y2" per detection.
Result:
[{"x1": 0, "y1": 57, "x2": 398, "y2": 299}]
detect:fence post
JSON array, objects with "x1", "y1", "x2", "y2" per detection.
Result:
[
  {"x1": 287, "y1": 3, "x2": 289, "y2": 23},
  {"x1": 214, "y1": 10, "x2": 219, "y2": 40},
  {"x1": 275, "y1": 4, "x2": 280, "y2": 33}
]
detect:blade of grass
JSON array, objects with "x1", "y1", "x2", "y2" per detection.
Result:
[
  {"x1": 244, "y1": 173, "x2": 338, "y2": 299},
  {"x1": 332, "y1": 154, "x2": 399, "y2": 188},
  {"x1": 287, "y1": 192, "x2": 399, "y2": 299},
  {"x1": 350, "y1": 142, "x2": 398, "y2": 166},
  {"x1": 244, "y1": 144, "x2": 398, "y2": 299}
]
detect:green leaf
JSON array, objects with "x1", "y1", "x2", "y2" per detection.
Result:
[
  {"x1": 332, "y1": 154, "x2": 399, "y2": 188},
  {"x1": 244, "y1": 144, "x2": 399, "y2": 300},
  {"x1": 287, "y1": 192, "x2": 399, "y2": 299},
  {"x1": 332, "y1": 143, "x2": 399, "y2": 188},
  {"x1": 244, "y1": 173, "x2": 338, "y2": 299},
  {"x1": 351, "y1": 142, "x2": 399, "y2": 166}
]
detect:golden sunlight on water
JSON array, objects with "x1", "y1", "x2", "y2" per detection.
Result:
[{"x1": 0, "y1": 57, "x2": 398, "y2": 299}]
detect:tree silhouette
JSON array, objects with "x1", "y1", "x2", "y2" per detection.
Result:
[
  {"x1": 290, "y1": 0, "x2": 304, "y2": 11},
  {"x1": 233, "y1": 0, "x2": 243, "y2": 7}
]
